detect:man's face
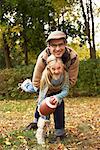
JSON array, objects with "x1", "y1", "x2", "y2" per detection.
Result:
[{"x1": 49, "y1": 39, "x2": 66, "y2": 58}]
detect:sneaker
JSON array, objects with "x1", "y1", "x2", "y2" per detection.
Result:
[
  {"x1": 49, "y1": 134, "x2": 67, "y2": 144},
  {"x1": 24, "y1": 122, "x2": 37, "y2": 131}
]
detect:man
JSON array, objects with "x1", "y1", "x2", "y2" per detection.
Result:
[{"x1": 25, "y1": 30, "x2": 79, "y2": 139}]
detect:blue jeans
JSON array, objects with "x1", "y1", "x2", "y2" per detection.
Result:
[{"x1": 53, "y1": 100, "x2": 65, "y2": 129}]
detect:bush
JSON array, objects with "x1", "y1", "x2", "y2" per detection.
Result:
[
  {"x1": 0, "y1": 65, "x2": 37, "y2": 100},
  {"x1": 70, "y1": 58, "x2": 100, "y2": 97},
  {"x1": 0, "y1": 59, "x2": 100, "y2": 100}
]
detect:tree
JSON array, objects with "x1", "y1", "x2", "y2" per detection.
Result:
[
  {"x1": 80, "y1": 0, "x2": 96, "y2": 59},
  {"x1": 50, "y1": 0, "x2": 86, "y2": 45},
  {"x1": 0, "y1": 0, "x2": 55, "y2": 67},
  {"x1": 11, "y1": 0, "x2": 55, "y2": 64},
  {"x1": 89, "y1": 0, "x2": 96, "y2": 58},
  {"x1": 2, "y1": 31, "x2": 12, "y2": 68},
  {"x1": 51, "y1": 0, "x2": 97, "y2": 59}
]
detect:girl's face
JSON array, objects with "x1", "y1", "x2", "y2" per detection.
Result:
[{"x1": 49, "y1": 61, "x2": 63, "y2": 79}]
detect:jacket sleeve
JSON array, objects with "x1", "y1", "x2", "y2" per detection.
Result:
[
  {"x1": 69, "y1": 54, "x2": 79, "y2": 87},
  {"x1": 53, "y1": 73, "x2": 69, "y2": 104},
  {"x1": 32, "y1": 52, "x2": 46, "y2": 89},
  {"x1": 38, "y1": 86, "x2": 48, "y2": 106}
]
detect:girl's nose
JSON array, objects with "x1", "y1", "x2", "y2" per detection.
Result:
[{"x1": 55, "y1": 70, "x2": 59, "y2": 74}]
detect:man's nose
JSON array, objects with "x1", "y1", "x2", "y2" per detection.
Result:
[{"x1": 56, "y1": 45, "x2": 60, "y2": 50}]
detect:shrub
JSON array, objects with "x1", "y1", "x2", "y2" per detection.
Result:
[
  {"x1": 0, "y1": 65, "x2": 37, "y2": 100},
  {"x1": 0, "y1": 59, "x2": 100, "y2": 100},
  {"x1": 71, "y1": 58, "x2": 100, "y2": 97}
]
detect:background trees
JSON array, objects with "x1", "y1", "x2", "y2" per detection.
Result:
[
  {"x1": 80, "y1": 0, "x2": 96, "y2": 59},
  {"x1": 0, "y1": 0, "x2": 100, "y2": 68},
  {"x1": 0, "y1": 0, "x2": 55, "y2": 67}
]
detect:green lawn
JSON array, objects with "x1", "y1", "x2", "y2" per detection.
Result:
[{"x1": 0, "y1": 97, "x2": 100, "y2": 150}]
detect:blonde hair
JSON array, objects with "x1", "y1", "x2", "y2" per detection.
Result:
[{"x1": 40, "y1": 55, "x2": 65, "y2": 91}]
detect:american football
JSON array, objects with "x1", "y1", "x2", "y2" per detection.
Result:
[{"x1": 39, "y1": 97, "x2": 57, "y2": 116}]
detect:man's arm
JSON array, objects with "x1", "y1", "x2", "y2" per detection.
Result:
[
  {"x1": 69, "y1": 54, "x2": 79, "y2": 87},
  {"x1": 32, "y1": 51, "x2": 47, "y2": 89}
]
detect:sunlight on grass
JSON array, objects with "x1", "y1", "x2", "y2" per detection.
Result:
[{"x1": 0, "y1": 99, "x2": 36, "y2": 112}]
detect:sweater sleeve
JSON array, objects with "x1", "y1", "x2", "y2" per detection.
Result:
[
  {"x1": 53, "y1": 73, "x2": 69, "y2": 104},
  {"x1": 66, "y1": 47, "x2": 79, "y2": 87},
  {"x1": 38, "y1": 86, "x2": 48, "y2": 106},
  {"x1": 69, "y1": 55, "x2": 79, "y2": 87},
  {"x1": 32, "y1": 51, "x2": 47, "y2": 89}
]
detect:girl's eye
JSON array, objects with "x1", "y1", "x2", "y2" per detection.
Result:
[
  {"x1": 57, "y1": 67, "x2": 61, "y2": 70},
  {"x1": 51, "y1": 68, "x2": 55, "y2": 71}
]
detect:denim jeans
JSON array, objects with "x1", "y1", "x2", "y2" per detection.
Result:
[{"x1": 53, "y1": 100, "x2": 65, "y2": 129}]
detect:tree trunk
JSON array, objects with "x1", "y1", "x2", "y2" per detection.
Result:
[
  {"x1": 2, "y1": 33, "x2": 12, "y2": 68},
  {"x1": 23, "y1": 32, "x2": 28, "y2": 65},
  {"x1": 80, "y1": 0, "x2": 96, "y2": 59},
  {"x1": 89, "y1": 0, "x2": 96, "y2": 59},
  {"x1": 86, "y1": 1, "x2": 93, "y2": 59},
  {"x1": 22, "y1": 15, "x2": 28, "y2": 65}
]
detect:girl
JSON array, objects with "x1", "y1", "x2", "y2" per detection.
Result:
[{"x1": 35, "y1": 54, "x2": 69, "y2": 144}]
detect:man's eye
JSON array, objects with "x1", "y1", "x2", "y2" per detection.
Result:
[{"x1": 51, "y1": 44, "x2": 56, "y2": 47}]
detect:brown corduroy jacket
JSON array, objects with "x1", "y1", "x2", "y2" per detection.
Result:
[{"x1": 32, "y1": 46, "x2": 79, "y2": 89}]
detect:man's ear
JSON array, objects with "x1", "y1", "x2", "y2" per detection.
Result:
[{"x1": 47, "y1": 42, "x2": 50, "y2": 47}]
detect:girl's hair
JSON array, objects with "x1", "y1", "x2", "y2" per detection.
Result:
[{"x1": 40, "y1": 55, "x2": 65, "y2": 90}]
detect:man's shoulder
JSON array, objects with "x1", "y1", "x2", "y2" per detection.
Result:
[
  {"x1": 66, "y1": 46, "x2": 77, "y2": 54},
  {"x1": 66, "y1": 46, "x2": 78, "y2": 59},
  {"x1": 38, "y1": 48, "x2": 49, "y2": 58},
  {"x1": 37, "y1": 48, "x2": 49, "y2": 66}
]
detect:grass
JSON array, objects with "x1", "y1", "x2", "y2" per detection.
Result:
[{"x1": 0, "y1": 97, "x2": 100, "y2": 150}]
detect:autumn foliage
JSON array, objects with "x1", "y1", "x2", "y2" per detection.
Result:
[{"x1": 0, "y1": 97, "x2": 99, "y2": 149}]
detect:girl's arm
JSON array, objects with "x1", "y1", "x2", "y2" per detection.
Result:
[
  {"x1": 38, "y1": 86, "x2": 48, "y2": 106},
  {"x1": 53, "y1": 73, "x2": 69, "y2": 104}
]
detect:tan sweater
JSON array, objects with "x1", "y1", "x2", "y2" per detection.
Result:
[{"x1": 32, "y1": 46, "x2": 79, "y2": 89}]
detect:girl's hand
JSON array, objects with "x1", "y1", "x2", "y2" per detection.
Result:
[{"x1": 49, "y1": 96, "x2": 58, "y2": 105}]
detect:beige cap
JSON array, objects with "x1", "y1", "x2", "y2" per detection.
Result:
[{"x1": 46, "y1": 31, "x2": 66, "y2": 42}]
